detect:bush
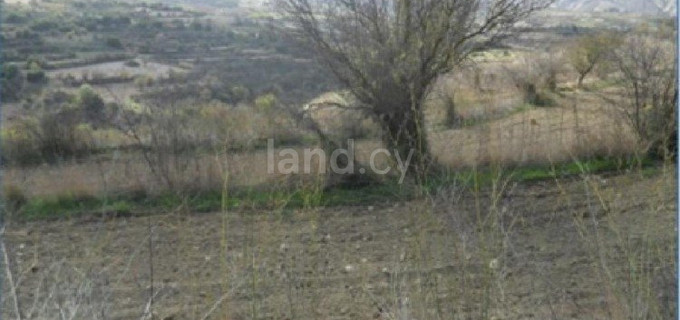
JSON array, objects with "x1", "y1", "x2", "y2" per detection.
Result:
[
  {"x1": 230, "y1": 85, "x2": 250, "y2": 103},
  {"x1": 134, "y1": 74, "x2": 155, "y2": 87},
  {"x1": 2, "y1": 110, "x2": 96, "y2": 166},
  {"x1": 105, "y1": 37, "x2": 123, "y2": 49},
  {"x1": 42, "y1": 90, "x2": 74, "y2": 106},
  {"x1": 2, "y1": 64, "x2": 20, "y2": 79},
  {"x1": 124, "y1": 59, "x2": 140, "y2": 67},
  {"x1": 26, "y1": 69, "x2": 46, "y2": 83},
  {"x1": 4, "y1": 184, "x2": 27, "y2": 214},
  {"x1": 30, "y1": 18, "x2": 59, "y2": 32},
  {"x1": 5, "y1": 13, "x2": 27, "y2": 24},
  {"x1": 39, "y1": 110, "x2": 95, "y2": 161},
  {"x1": 505, "y1": 53, "x2": 562, "y2": 107},
  {"x1": 26, "y1": 56, "x2": 46, "y2": 69},
  {"x1": 1, "y1": 119, "x2": 42, "y2": 165},
  {"x1": 26, "y1": 61, "x2": 46, "y2": 83},
  {"x1": 2, "y1": 64, "x2": 24, "y2": 101},
  {"x1": 76, "y1": 85, "x2": 106, "y2": 124},
  {"x1": 254, "y1": 93, "x2": 277, "y2": 113},
  {"x1": 615, "y1": 34, "x2": 676, "y2": 159}
]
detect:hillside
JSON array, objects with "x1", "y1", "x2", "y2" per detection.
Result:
[
  {"x1": 0, "y1": 1, "x2": 676, "y2": 319},
  {"x1": 552, "y1": 0, "x2": 676, "y2": 15}
]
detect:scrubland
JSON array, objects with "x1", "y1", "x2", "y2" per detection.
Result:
[{"x1": 0, "y1": 1, "x2": 676, "y2": 319}]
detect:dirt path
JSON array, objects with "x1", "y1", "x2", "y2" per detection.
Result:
[{"x1": 1, "y1": 170, "x2": 675, "y2": 320}]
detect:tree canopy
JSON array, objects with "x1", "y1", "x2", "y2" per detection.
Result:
[{"x1": 275, "y1": 0, "x2": 552, "y2": 180}]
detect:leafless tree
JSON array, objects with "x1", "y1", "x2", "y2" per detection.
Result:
[
  {"x1": 615, "y1": 33, "x2": 677, "y2": 159},
  {"x1": 505, "y1": 50, "x2": 563, "y2": 105},
  {"x1": 274, "y1": 0, "x2": 552, "y2": 181}
]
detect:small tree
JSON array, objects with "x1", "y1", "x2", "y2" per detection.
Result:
[
  {"x1": 230, "y1": 85, "x2": 250, "y2": 104},
  {"x1": 76, "y1": 85, "x2": 106, "y2": 125},
  {"x1": 38, "y1": 108, "x2": 94, "y2": 162},
  {"x1": 567, "y1": 32, "x2": 621, "y2": 87},
  {"x1": 254, "y1": 93, "x2": 278, "y2": 113},
  {"x1": 505, "y1": 52, "x2": 563, "y2": 106},
  {"x1": 615, "y1": 33, "x2": 677, "y2": 159},
  {"x1": 275, "y1": 0, "x2": 551, "y2": 181},
  {"x1": 116, "y1": 95, "x2": 200, "y2": 193},
  {"x1": 1, "y1": 64, "x2": 24, "y2": 101},
  {"x1": 26, "y1": 61, "x2": 46, "y2": 83},
  {"x1": 105, "y1": 37, "x2": 123, "y2": 49}
]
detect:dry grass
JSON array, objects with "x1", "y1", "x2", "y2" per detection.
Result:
[
  {"x1": 4, "y1": 151, "x2": 270, "y2": 198},
  {"x1": 430, "y1": 96, "x2": 637, "y2": 168},
  {"x1": 2, "y1": 166, "x2": 674, "y2": 319},
  {"x1": 5, "y1": 92, "x2": 639, "y2": 200}
]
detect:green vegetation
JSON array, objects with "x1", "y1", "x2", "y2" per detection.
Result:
[
  {"x1": 12, "y1": 156, "x2": 659, "y2": 221},
  {"x1": 1, "y1": 87, "x2": 110, "y2": 165},
  {"x1": 26, "y1": 62, "x2": 46, "y2": 83},
  {"x1": 15, "y1": 182, "x2": 404, "y2": 220},
  {"x1": 105, "y1": 37, "x2": 124, "y2": 49},
  {"x1": 421, "y1": 156, "x2": 659, "y2": 193},
  {"x1": 567, "y1": 31, "x2": 622, "y2": 87}
]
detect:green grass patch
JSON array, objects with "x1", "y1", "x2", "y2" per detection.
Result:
[
  {"x1": 15, "y1": 182, "x2": 412, "y2": 220},
  {"x1": 12, "y1": 156, "x2": 661, "y2": 220},
  {"x1": 421, "y1": 155, "x2": 659, "y2": 193},
  {"x1": 21, "y1": 194, "x2": 105, "y2": 220}
]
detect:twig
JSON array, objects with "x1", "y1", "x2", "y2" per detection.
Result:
[
  {"x1": 146, "y1": 216, "x2": 155, "y2": 320},
  {"x1": 140, "y1": 287, "x2": 163, "y2": 320},
  {"x1": 1, "y1": 233, "x2": 23, "y2": 320},
  {"x1": 199, "y1": 292, "x2": 230, "y2": 320}
]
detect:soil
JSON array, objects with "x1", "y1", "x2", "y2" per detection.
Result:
[{"x1": 1, "y1": 170, "x2": 676, "y2": 320}]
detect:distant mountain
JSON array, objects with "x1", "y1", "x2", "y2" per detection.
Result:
[{"x1": 552, "y1": 0, "x2": 676, "y2": 16}]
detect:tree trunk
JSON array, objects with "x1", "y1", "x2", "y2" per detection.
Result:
[
  {"x1": 379, "y1": 105, "x2": 432, "y2": 184},
  {"x1": 297, "y1": 111, "x2": 374, "y2": 189},
  {"x1": 577, "y1": 74, "x2": 585, "y2": 88}
]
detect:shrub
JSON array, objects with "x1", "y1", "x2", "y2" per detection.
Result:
[
  {"x1": 615, "y1": 33, "x2": 676, "y2": 159},
  {"x1": 26, "y1": 62, "x2": 46, "y2": 83},
  {"x1": 26, "y1": 69, "x2": 46, "y2": 83},
  {"x1": 124, "y1": 59, "x2": 140, "y2": 67},
  {"x1": 42, "y1": 89, "x2": 74, "y2": 106},
  {"x1": 4, "y1": 184, "x2": 27, "y2": 214},
  {"x1": 230, "y1": 85, "x2": 250, "y2": 103},
  {"x1": 254, "y1": 93, "x2": 277, "y2": 113},
  {"x1": 105, "y1": 37, "x2": 123, "y2": 49},
  {"x1": 2, "y1": 64, "x2": 20, "y2": 79},
  {"x1": 37, "y1": 109, "x2": 95, "y2": 162},
  {"x1": 1, "y1": 119, "x2": 42, "y2": 165},
  {"x1": 505, "y1": 53, "x2": 563, "y2": 107},
  {"x1": 5, "y1": 13, "x2": 27, "y2": 24},
  {"x1": 30, "y1": 18, "x2": 59, "y2": 31},
  {"x1": 2, "y1": 64, "x2": 24, "y2": 101},
  {"x1": 76, "y1": 85, "x2": 106, "y2": 125},
  {"x1": 2, "y1": 110, "x2": 96, "y2": 166},
  {"x1": 134, "y1": 74, "x2": 155, "y2": 87}
]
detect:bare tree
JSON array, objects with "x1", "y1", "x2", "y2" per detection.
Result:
[
  {"x1": 615, "y1": 32, "x2": 677, "y2": 159},
  {"x1": 115, "y1": 95, "x2": 197, "y2": 193},
  {"x1": 505, "y1": 50, "x2": 563, "y2": 106},
  {"x1": 274, "y1": 0, "x2": 552, "y2": 181}
]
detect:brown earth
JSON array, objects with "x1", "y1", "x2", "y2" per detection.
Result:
[{"x1": 1, "y1": 168, "x2": 676, "y2": 320}]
